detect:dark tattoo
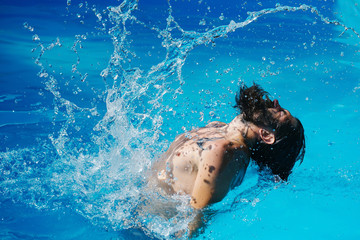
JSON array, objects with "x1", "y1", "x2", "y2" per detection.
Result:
[{"x1": 197, "y1": 141, "x2": 205, "y2": 150}]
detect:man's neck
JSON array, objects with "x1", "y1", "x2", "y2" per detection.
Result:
[{"x1": 226, "y1": 115, "x2": 258, "y2": 147}]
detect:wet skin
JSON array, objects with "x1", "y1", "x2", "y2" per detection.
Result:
[
  {"x1": 151, "y1": 99, "x2": 297, "y2": 209},
  {"x1": 151, "y1": 120, "x2": 250, "y2": 209}
]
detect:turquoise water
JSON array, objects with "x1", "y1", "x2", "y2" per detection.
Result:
[{"x1": 1, "y1": 0, "x2": 360, "y2": 239}]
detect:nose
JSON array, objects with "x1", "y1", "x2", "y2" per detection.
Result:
[{"x1": 273, "y1": 99, "x2": 282, "y2": 110}]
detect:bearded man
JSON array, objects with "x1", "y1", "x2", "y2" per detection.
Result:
[{"x1": 151, "y1": 83, "x2": 305, "y2": 209}]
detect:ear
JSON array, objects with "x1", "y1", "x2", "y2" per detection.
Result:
[{"x1": 259, "y1": 128, "x2": 275, "y2": 144}]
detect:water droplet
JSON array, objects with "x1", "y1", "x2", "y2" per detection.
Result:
[
  {"x1": 96, "y1": 13, "x2": 102, "y2": 21},
  {"x1": 199, "y1": 112, "x2": 204, "y2": 121},
  {"x1": 23, "y1": 22, "x2": 34, "y2": 32},
  {"x1": 32, "y1": 34, "x2": 40, "y2": 41},
  {"x1": 38, "y1": 72, "x2": 48, "y2": 78}
]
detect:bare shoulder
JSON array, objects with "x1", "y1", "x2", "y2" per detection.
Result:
[
  {"x1": 197, "y1": 139, "x2": 237, "y2": 162},
  {"x1": 205, "y1": 121, "x2": 227, "y2": 128},
  {"x1": 206, "y1": 138, "x2": 244, "y2": 151}
]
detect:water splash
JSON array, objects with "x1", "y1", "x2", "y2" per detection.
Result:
[{"x1": 3, "y1": 0, "x2": 360, "y2": 238}]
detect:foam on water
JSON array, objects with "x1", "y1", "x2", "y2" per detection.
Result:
[{"x1": 1, "y1": 0, "x2": 360, "y2": 239}]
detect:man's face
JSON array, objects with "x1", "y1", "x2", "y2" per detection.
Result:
[
  {"x1": 240, "y1": 86, "x2": 295, "y2": 129},
  {"x1": 267, "y1": 99, "x2": 297, "y2": 126}
]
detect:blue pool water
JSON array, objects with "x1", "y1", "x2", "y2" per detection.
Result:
[{"x1": 1, "y1": 0, "x2": 360, "y2": 239}]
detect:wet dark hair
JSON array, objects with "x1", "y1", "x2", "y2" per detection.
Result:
[{"x1": 235, "y1": 83, "x2": 305, "y2": 180}]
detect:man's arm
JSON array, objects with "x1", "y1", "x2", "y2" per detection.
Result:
[{"x1": 190, "y1": 143, "x2": 225, "y2": 209}]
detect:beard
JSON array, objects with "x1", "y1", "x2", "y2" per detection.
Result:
[{"x1": 235, "y1": 84, "x2": 277, "y2": 128}]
